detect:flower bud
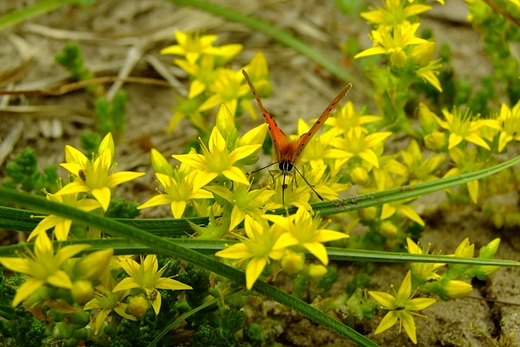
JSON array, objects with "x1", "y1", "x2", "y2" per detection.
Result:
[
  {"x1": 444, "y1": 280, "x2": 472, "y2": 298},
  {"x1": 77, "y1": 248, "x2": 114, "y2": 280},
  {"x1": 476, "y1": 265, "x2": 500, "y2": 278},
  {"x1": 380, "y1": 221, "x2": 397, "y2": 238},
  {"x1": 216, "y1": 104, "x2": 237, "y2": 143},
  {"x1": 358, "y1": 206, "x2": 377, "y2": 221},
  {"x1": 281, "y1": 252, "x2": 305, "y2": 276},
  {"x1": 390, "y1": 49, "x2": 407, "y2": 68},
  {"x1": 308, "y1": 264, "x2": 328, "y2": 281},
  {"x1": 151, "y1": 149, "x2": 173, "y2": 176},
  {"x1": 70, "y1": 309, "x2": 90, "y2": 328},
  {"x1": 53, "y1": 321, "x2": 75, "y2": 340},
  {"x1": 127, "y1": 295, "x2": 149, "y2": 319},
  {"x1": 424, "y1": 131, "x2": 446, "y2": 151},
  {"x1": 71, "y1": 280, "x2": 94, "y2": 305},
  {"x1": 411, "y1": 42, "x2": 436, "y2": 67},
  {"x1": 479, "y1": 238, "x2": 500, "y2": 259},
  {"x1": 418, "y1": 103, "x2": 437, "y2": 134},
  {"x1": 350, "y1": 166, "x2": 369, "y2": 185},
  {"x1": 453, "y1": 238, "x2": 474, "y2": 258}
]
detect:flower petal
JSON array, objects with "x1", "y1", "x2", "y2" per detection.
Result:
[
  {"x1": 0, "y1": 258, "x2": 31, "y2": 275},
  {"x1": 222, "y1": 167, "x2": 250, "y2": 185},
  {"x1": 107, "y1": 171, "x2": 145, "y2": 187},
  {"x1": 246, "y1": 257, "x2": 267, "y2": 289},
  {"x1": 374, "y1": 311, "x2": 398, "y2": 335},
  {"x1": 92, "y1": 187, "x2": 111, "y2": 212},
  {"x1": 303, "y1": 242, "x2": 329, "y2": 265},
  {"x1": 12, "y1": 278, "x2": 45, "y2": 307},
  {"x1": 112, "y1": 277, "x2": 140, "y2": 292},
  {"x1": 47, "y1": 270, "x2": 73, "y2": 289},
  {"x1": 401, "y1": 312, "x2": 417, "y2": 344},
  {"x1": 55, "y1": 244, "x2": 91, "y2": 267},
  {"x1": 170, "y1": 200, "x2": 187, "y2": 219},
  {"x1": 154, "y1": 278, "x2": 193, "y2": 291},
  {"x1": 368, "y1": 291, "x2": 396, "y2": 308},
  {"x1": 215, "y1": 243, "x2": 251, "y2": 259}
]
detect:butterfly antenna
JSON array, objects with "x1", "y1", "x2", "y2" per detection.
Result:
[
  {"x1": 247, "y1": 162, "x2": 279, "y2": 175},
  {"x1": 293, "y1": 165, "x2": 324, "y2": 201}
]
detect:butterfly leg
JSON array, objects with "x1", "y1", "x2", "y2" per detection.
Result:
[
  {"x1": 282, "y1": 170, "x2": 287, "y2": 205},
  {"x1": 293, "y1": 166, "x2": 324, "y2": 201}
]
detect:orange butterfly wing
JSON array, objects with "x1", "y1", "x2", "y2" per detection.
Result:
[
  {"x1": 242, "y1": 70, "x2": 293, "y2": 161},
  {"x1": 243, "y1": 69, "x2": 352, "y2": 165},
  {"x1": 292, "y1": 83, "x2": 352, "y2": 163}
]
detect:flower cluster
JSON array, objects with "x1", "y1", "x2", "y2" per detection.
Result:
[
  {"x1": 368, "y1": 237, "x2": 500, "y2": 343},
  {"x1": 1, "y1": 133, "x2": 192, "y2": 343},
  {"x1": 161, "y1": 31, "x2": 271, "y2": 133},
  {"x1": 355, "y1": 0, "x2": 442, "y2": 92},
  {"x1": 418, "y1": 100, "x2": 520, "y2": 204},
  {"x1": 215, "y1": 208, "x2": 348, "y2": 290}
]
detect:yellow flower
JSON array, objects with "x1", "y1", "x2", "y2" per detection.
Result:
[
  {"x1": 372, "y1": 169, "x2": 425, "y2": 227},
  {"x1": 215, "y1": 216, "x2": 298, "y2": 289},
  {"x1": 173, "y1": 126, "x2": 260, "y2": 186},
  {"x1": 433, "y1": 108, "x2": 491, "y2": 150},
  {"x1": 112, "y1": 255, "x2": 192, "y2": 315},
  {"x1": 161, "y1": 31, "x2": 242, "y2": 65},
  {"x1": 205, "y1": 184, "x2": 275, "y2": 230},
  {"x1": 174, "y1": 55, "x2": 218, "y2": 99},
  {"x1": 355, "y1": 22, "x2": 426, "y2": 68},
  {"x1": 328, "y1": 127, "x2": 392, "y2": 170},
  {"x1": 369, "y1": 271, "x2": 436, "y2": 344},
  {"x1": 415, "y1": 59, "x2": 443, "y2": 92},
  {"x1": 361, "y1": 0, "x2": 432, "y2": 26},
  {"x1": 406, "y1": 238, "x2": 444, "y2": 283},
  {"x1": 57, "y1": 133, "x2": 145, "y2": 211},
  {"x1": 138, "y1": 164, "x2": 214, "y2": 219},
  {"x1": 0, "y1": 232, "x2": 90, "y2": 307},
  {"x1": 28, "y1": 189, "x2": 101, "y2": 241},
  {"x1": 199, "y1": 69, "x2": 252, "y2": 116},
  {"x1": 385, "y1": 140, "x2": 445, "y2": 185},
  {"x1": 84, "y1": 258, "x2": 137, "y2": 334},
  {"x1": 327, "y1": 101, "x2": 382, "y2": 133},
  {"x1": 443, "y1": 147, "x2": 481, "y2": 203},
  {"x1": 493, "y1": 101, "x2": 520, "y2": 152},
  {"x1": 265, "y1": 207, "x2": 349, "y2": 266}
]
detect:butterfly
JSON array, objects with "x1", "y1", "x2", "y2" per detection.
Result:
[{"x1": 242, "y1": 69, "x2": 352, "y2": 203}]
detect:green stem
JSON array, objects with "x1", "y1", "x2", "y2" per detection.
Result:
[
  {"x1": 0, "y1": 237, "x2": 516, "y2": 267},
  {"x1": 0, "y1": 0, "x2": 73, "y2": 31},
  {"x1": 3, "y1": 155, "x2": 520, "y2": 236}
]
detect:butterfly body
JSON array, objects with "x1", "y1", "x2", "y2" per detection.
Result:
[{"x1": 242, "y1": 70, "x2": 352, "y2": 201}]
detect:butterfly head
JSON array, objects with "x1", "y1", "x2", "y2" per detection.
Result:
[{"x1": 279, "y1": 159, "x2": 293, "y2": 173}]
